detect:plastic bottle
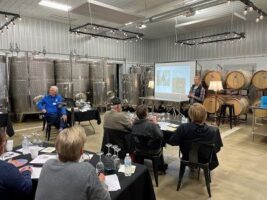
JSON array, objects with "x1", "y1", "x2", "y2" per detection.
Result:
[
  {"x1": 22, "y1": 136, "x2": 29, "y2": 155},
  {"x1": 182, "y1": 115, "x2": 188, "y2": 124},
  {"x1": 124, "y1": 153, "x2": 132, "y2": 176}
]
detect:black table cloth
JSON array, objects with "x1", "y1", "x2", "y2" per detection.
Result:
[
  {"x1": 0, "y1": 112, "x2": 14, "y2": 137},
  {"x1": 67, "y1": 108, "x2": 101, "y2": 125},
  {"x1": 13, "y1": 143, "x2": 156, "y2": 200}
]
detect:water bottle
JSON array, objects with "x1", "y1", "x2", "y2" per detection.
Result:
[
  {"x1": 182, "y1": 115, "x2": 188, "y2": 124},
  {"x1": 124, "y1": 153, "x2": 132, "y2": 176},
  {"x1": 22, "y1": 136, "x2": 29, "y2": 155}
]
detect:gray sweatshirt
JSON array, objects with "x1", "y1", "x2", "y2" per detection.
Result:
[{"x1": 35, "y1": 159, "x2": 111, "y2": 200}]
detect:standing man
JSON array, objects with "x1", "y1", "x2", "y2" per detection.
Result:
[
  {"x1": 37, "y1": 86, "x2": 67, "y2": 131},
  {"x1": 188, "y1": 75, "x2": 205, "y2": 104}
]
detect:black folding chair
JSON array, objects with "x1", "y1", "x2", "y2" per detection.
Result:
[
  {"x1": 132, "y1": 134, "x2": 165, "y2": 187},
  {"x1": 177, "y1": 141, "x2": 215, "y2": 197},
  {"x1": 101, "y1": 128, "x2": 130, "y2": 159}
]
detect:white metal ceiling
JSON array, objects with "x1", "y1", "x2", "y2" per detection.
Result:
[{"x1": 0, "y1": 0, "x2": 267, "y2": 39}]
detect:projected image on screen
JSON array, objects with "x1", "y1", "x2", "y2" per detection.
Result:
[
  {"x1": 155, "y1": 61, "x2": 196, "y2": 100},
  {"x1": 157, "y1": 70, "x2": 170, "y2": 87}
]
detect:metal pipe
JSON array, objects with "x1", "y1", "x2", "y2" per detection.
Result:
[{"x1": 146, "y1": 0, "x2": 228, "y2": 24}]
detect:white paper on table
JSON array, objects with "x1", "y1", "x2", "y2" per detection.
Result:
[
  {"x1": 105, "y1": 174, "x2": 121, "y2": 192},
  {"x1": 165, "y1": 127, "x2": 177, "y2": 132},
  {"x1": 30, "y1": 154, "x2": 57, "y2": 164},
  {"x1": 16, "y1": 147, "x2": 44, "y2": 153},
  {"x1": 118, "y1": 165, "x2": 136, "y2": 174},
  {"x1": 1, "y1": 152, "x2": 21, "y2": 160},
  {"x1": 31, "y1": 167, "x2": 42, "y2": 179},
  {"x1": 79, "y1": 153, "x2": 94, "y2": 162},
  {"x1": 168, "y1": 123, "x2": 179, "y2": 128},
  {"x1": 40, "y1": 147, "x2": 56, "y2": 153}
]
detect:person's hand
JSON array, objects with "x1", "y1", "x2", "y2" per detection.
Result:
[
  {"x1": 20, "y1": 166, "x2": 32, "y2": 174},
  {"x1": 98, "y1": 173, "x2": 105, "y2": 182},
  {"x1": 149, "y1": 116, "x2": 157, "y2": 124},
  {"x1": 42, "y1": 109, "x2": 46, "y2": 113},
  {"x1": 62, "y1": 115, "x2": 67, "y2": 122},
  {"x1": 188, "y1": 93, "x2": 194, "y2": 98}
]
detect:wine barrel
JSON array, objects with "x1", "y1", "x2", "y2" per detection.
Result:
[
  {"x1": 225, "y1": 97, "x2": 249, "y2": 116},
  {"x1": 251, "y1": 70, "x2": 267, "y2": 90},
  {"x1": 225, "y1": 70, "x2": 252, "y2": 89},
  {"x1": 203, "y1": 70, "x2": 224, "y2": 87},
  {"x1": 203, "y1": 96, "x2": 224, "y2": 113},
  {"x1": 252, "y1": 100, "x2": 267, "y2": 118}
]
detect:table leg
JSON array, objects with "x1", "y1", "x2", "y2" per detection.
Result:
[
  {"x1": 252, "y1": 108, "x2": 255, "y2": 141},
  {"x1": 89, "y1": 121, "x2": 95, "y2": 134}
]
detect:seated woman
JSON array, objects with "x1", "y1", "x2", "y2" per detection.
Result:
[
  {"x1": 132, "y1": 105, "x2": 166, "y2": 170},
  {"x1": 168, "y1": 103, "x2": 223, "y2": 170},
  {"x1": 35, "y1": 126, "x2": 111, "y2": 200},
  {"x1": 0, "y1": 128, "x2": 32, "y2": 200}
]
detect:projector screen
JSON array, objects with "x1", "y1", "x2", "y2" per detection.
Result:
[{"x1": 154, "y1": 61, "x2": 196, "y2": 100}]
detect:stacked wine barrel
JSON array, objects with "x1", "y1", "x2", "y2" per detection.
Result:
[{"x1": 202, "y1": 70, "x2": 267, "y2": 117}]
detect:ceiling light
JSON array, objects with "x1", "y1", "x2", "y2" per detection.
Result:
[
  {"x1": 249, "y1": 5, "x2": 253, "y2": 12},
  {"x1": 227, "y1": 0, "x2": 231, "y2": 6},
  {"x1": 244, "y1": 7, "x2": 248, "y2": 15},
  {"x1": 38, "y1": 0, "x2": 71, "y2": 11},
  {"x1": 256, "y1": 17, "x2": 260, "y2": 23},
  {"x1": 125, "y1": 22, "x2": 133, "y2": 26},
  {"x1": 260, "y1": 13, "x2": 264, "y2": 20},
  {"x1": 138, "y1": 24, "x2": 147, "y2": 29}
]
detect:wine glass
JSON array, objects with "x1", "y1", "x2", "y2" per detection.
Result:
[
  {"x1": 105, "y1": 143, "x2": 112, "y2": 158},
  {"x1": 95, "y1": 151, "x2": 104, "y2": 174},
  {"x1": 114, "y1": 147, "x2": 121, "y2": 170},
  {"x1": 111, "y1": 145, "x2": 118, "y2": 160},
  {"x1": 167, "y1": 113, "x2": 171, "y2": 121}
]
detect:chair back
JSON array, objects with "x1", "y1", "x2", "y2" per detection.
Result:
[
  {"x1": 101, "y1": 128, "x2": 129, "y2": 159},
  {"x1": 182, "y1": 140, "x2": 215, "y2": 165},
  {"x1": 132, "y1": 133, "x2": 162, "y2": 155}
]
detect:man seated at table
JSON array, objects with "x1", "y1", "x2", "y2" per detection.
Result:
[
  {"x1": 102, "y1": 97, "x2": 132, "y2": 158},
  {"x1": 169, "y1": 103, "x2": 223, "y2": 170},
  {"x1": 37, "y1": 86, "x2": 67, "y2": 131},
  {"x1": 35, "y1": 126, "x2": 110, "y2": 200},
  {"x1": 0, "y1": 128, "x2": 32, "y2": 200},
  {"x1": 132, "y1": 105, "x2": 167, "y2": 172}
]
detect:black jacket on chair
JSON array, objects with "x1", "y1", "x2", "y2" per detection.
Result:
[
  {"x1": 101, "y1": 128, "x2": 130, "y2": 159},
  {"x1": 131, "y1": 119, "x2": 164, "y2": 154},
  {"x1": 168, "y1": 122, "x2": 223, "y2": 170}
]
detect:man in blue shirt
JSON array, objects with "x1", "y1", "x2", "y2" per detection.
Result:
[{"x1": 37, "y1": 86, "x2": 67, "y2": 131}]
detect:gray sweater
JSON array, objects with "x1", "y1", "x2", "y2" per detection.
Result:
[
  {"x1": 35, "y1": 159, "x2": 111, "y2": 200},
  {"x1": 103, "y1": 110, "x2": 132, "y2": 132}
]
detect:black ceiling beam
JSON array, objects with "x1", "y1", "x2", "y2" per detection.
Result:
[{"x1": 239, "y1": 0, "x2": 267, "y2": 16}]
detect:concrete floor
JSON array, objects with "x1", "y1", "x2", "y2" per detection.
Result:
[{"x1": 9, "y1": 114, "x2": 267, "y2": 200}]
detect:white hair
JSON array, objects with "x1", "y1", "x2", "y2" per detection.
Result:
[{"x1": 50, "y1": 86, "x2": 58, "y2": 93}]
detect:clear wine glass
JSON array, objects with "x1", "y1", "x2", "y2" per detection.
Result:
[
  {"x1": 111, "y1": 145, "x2": 118, "y2": 160},
  {"x1": 105, "y1": 143, "x2": 112, "y2": 158},
  {"x1": 114, "y1": 147, "x2": 121, "y2": 170},
  {"x1": 95, "y1": 151, "x2": 104, "y2": 174},
  {"x1": 167, "y1": 113, "x2": 171, "y2": 121}
]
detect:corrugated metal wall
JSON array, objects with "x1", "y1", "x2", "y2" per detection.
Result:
[
  {"x1": 0, "y1": 16, "x2": 150, "y2": 63},
  {"x1": 149, "y1": 21, "x2": 267, "y2": 64}
]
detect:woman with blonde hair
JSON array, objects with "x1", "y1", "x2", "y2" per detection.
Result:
[
  {"x1": 169, "y1": 103, "x2": 223, "y2": 170},
  {"x1": 35, "y1": 126, "x2": 110, "y2": 200}
]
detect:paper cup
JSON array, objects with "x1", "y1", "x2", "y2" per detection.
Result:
[
  {"x1": 6, "y1": 140, "x2": 13, "y2": 152},
  {"x1": 29, "y1": 146, "x2": 39, "y2": 159}
]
